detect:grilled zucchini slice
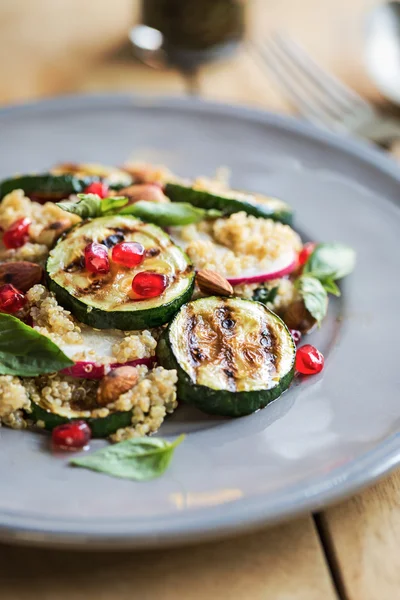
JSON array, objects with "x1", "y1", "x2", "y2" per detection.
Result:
[
  {"x1": 165, "y1": 182, "x2": 293, "y2": 224},
  {"x1": 46, "y1": 215, "x2": 195, "y2": 330},
  {"x1": 157, "y1": 296, "x2": 296, "y2": 417}
]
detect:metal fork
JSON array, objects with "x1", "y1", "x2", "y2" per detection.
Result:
[{"x1": 253, "y1": 34, "x2": 400, "y2": 145}]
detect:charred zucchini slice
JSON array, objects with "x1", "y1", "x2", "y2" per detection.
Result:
[
  {"x1": 28, "y1": 400, "x2": 132, "y2": 438},
  {"x1": 46, "y1": 215, "x2": 195, "y2": 330},
  {"x1": 0, "y1": 174, "x2": 95, "y2": 201},
  {"x1": 157, "y1": 297, "x2": 295, "y2": 417},
  {"x1": 165, "y1": 182, "x2": 293, "y2": 224}
]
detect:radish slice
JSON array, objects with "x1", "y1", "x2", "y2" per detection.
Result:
[
  {"x1": 170, "y1": 229, "x2": 297, "y2": 286},
  {"x1": 60, "y1": 357, "x2": 155, "y2": 380},
  {"x1": 226, "y1": 251, "x2": 297, "y2": 285},
  {"x1": 56, "y1": 326, "x2": 156, "y2": 379}
]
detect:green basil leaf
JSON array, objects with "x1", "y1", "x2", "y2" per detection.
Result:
[
  {"x1": 119, "y1": 201, "x2": 222, "y2": 226},
  {"x1": 297, "y1": 276, "x2": 328, "y2": 325},
  {"x1": 57, "y1": 194, "x2": 102, "y2": 218},
  {"x1": 253, "y1": 285, "x2": 279, "y2": 305},
  {"x1": 0, "y1": 313, "x2": 74, "y2": 376},
  {"x1": 71, "y1": 434, "x2": 185, "y2": 480},
  {"x1": 304, "y1": 243, "x2": 356, "y2": 281},
  {"x1": 100, "y1": 196, "x2": 129, "y2": 214},
  {"x1": 322, "y1": 277, "x2": 341, "y2": 297}
]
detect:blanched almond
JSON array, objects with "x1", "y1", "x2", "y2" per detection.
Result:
[
  {"x1": 196, "y1": 269, "x2": 233, "y2": 297},
  {"x1": 96, "y1": 366, "x2": 139, "y2": 406},
  {"x1": 0, "y1": 261, "x2": 43, "y2": 292}
]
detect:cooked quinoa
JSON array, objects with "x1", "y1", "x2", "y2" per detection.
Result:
[
  {"x1": 110, "y1": 366, "x2": 178, "y2": 442},
  {"x1": 234, "y1": 278, "x2": 298, "y2": 312},
  {"x1": 23, "y1": 366, "x2": 178, "y2": 440},
  {"x1": 27, "y1": 284, "x2": 83, "y2": 346},
  {"x1": 112, "y1": 330, "x2": 157, "y2": 362},
  {"x1": 0, "y1": 376, "x2": 30, "y2": 429},
  {"x1": 0, "y1": 190, "x2": 79, "y2": 263},
  {"x1": 180, "y1": 212, "x2": 301, "y2": 277}
]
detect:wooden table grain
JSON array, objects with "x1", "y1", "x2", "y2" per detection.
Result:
[{"x1": 0, "y1": 1, "x2": 399, "y2": 599}]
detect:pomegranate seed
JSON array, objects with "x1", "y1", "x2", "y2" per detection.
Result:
[
  {"x1": 84, "y1": 181, "x2": 109, "y2": 198},
  {"x1": 289, "y1": 329, "x2": 302, "y2": 345},
  {"x1": 132, "y1": 271, "x2": 167, "y2": 298},
  {"x1": 298, "y1": 242, "x2": 316, "y2": 267},
  {"x1": 0, "y1": 284, "x2": 26, "y2": 313},
  {"x1": 112, "y1": 242, "x2": 145, "y2": 268},
  {"x1": 84, "y1": 243, "x2": 110, "y2": 274},
  {"x1": 296, "y1": 344, "x2": 324, "y2": 375},
  {"x1": 52, "y1": 420, "x2": 91, "y2": 451},
  {"x1": 3, "y1": 217, "x2": 31, "y2": 249}
]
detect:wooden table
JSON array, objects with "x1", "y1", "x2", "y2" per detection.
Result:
[{"x1": 0, "y1": 1, "x2": 399, "y2": 598}]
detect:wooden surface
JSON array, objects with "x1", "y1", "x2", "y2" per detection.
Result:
[{"x1": 0, "y1": 1, "x2": 399, "y2": 599}]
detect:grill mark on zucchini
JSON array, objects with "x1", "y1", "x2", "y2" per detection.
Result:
[
  {"x1": 64, "y1": 256, "x2": 85, "y2": 273},
  {"x1": 213, "y1": 303, "x2": 238, "y2": 392},
  {"x1": 101, "y1": 232, "x2": 125, "y2": 248},
  {"x1": 260, "y1": 326, "x2": 279, "y2": 371},
  {"x1": 186, "y1": 308, "x2": 205, "y2": 366},
  {"x1": 145, "y1": 247, "x2": 161, "y2": 258}
]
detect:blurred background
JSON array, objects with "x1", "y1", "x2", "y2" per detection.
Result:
[{"x1": 0, "y1": 0, "x2": 399, "y2": 152}]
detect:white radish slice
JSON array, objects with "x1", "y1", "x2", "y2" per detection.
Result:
[
  {"x1": 56, "y1": 326, "x2": 155, "y2": 379},
  {"x1": 170, "y1": 229, "x2": 297, "y2": 286}
]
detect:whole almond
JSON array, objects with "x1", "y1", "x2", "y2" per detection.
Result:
[
  {"x1": 0, "y1": 261, "x2": 43, "y2": 292},
  {"x1": 196, "y1": 269, "x2": 233, "y2": 297},
  {"x1": 96, "y1": 366, "x2": 139, "y2": 406},
  {"x1": 118, "y1": 184, "x2": 168, "y2": 204}
]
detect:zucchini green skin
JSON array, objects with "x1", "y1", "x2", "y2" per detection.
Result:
[
  {"x1": 28, "y1": 400, "x2": 132, "y2": 438},
  {"x1": 0, "y1": 174, "x2": 97, "y2": 200},
  {"x1": 157, "y1": 298, "x2": 296, "y2": 417},
  {"x1": 46, "y1": 272, "x2": 195, "y2": 330},
  {"x1": 165, "y1": 183, "x2": 293, "y2": 225}
]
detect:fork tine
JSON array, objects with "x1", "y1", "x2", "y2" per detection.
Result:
[
  {"x1": 253, "y1": 38, "x2": 339, "y2": 127},
  {"x1": 274, "y1": 34, "x2": 374, "y2": 116}
]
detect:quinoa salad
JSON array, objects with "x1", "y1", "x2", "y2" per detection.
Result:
[{"x1": 0, "y1": 161, "x2": 355, "y2": 478}]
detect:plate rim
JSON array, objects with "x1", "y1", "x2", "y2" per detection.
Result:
[{"x1": 1, "y1": 93, "x2": 399, "y2": 549}]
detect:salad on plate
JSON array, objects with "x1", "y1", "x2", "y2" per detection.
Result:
[{"x1": 0, "y1": 161, "x2": 355, "y2": 479}]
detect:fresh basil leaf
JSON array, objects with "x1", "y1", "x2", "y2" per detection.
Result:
[
  {"x1": 71, "y1": 434, "x2": 185, "y2": 480},
  {"x1": 0, "y1": 313, "x2": 74, "y2": 376},
  {"x1": 253, "y1": 285, "x2": 279, "y2": 305},
  {"x1": 304, "y1": 243, "x2": 356, "y2": 281},
  {"x1": 297, "y1": 276, "x2": 328, "y2": 325},
  {"x1": 322, "y1": 277, "x2": 341, "y2": 297},
  {"x1": 119, "y1": 201, "x2": 222, "y2": 226},
  {"x1": 57, "y1": 194, "x2": 102, "y2": 218},
  {"x1": 100, "y1": 196, "x2": 129, "y2": 214}
]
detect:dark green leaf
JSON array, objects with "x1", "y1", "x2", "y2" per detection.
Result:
[
  {"x1": 57, "y1": 194, "x2": 102, "y2": 219},
  {"x1": 304, "y1": 243, "x2": 356, "y2": 281},
  {"x1": 0, "y1": 313, "x2": 74, "y2": 376},
  {"x1": 253, "y1": 286, "x2": 279, "y2": 305},
  {"x1": 296, "y1": 276, "x2": 328, "y2": 325},
  {"x1": 71, "y1": 434, "x2": 185, "y2": 480},
  {"x1": 119, "y1": 201, "x2": 222, "y2": 226},
  {"x1": 322, "y1": 277, "x2": 341, "y2": 296}
]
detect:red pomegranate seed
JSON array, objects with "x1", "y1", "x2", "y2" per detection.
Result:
[
  {"x1": 289, "y1": 329, "x2": 302, "y2": 345},
  {"x1": 52, "y1": 420, "x2": 91, "y2": 451},
  {"x1": 296, "y1": 344, "x2": 324, "y2": 375},
  {"x1": 0, "y1": 284, "x2": 26, "y2": 313},
  {"x1": 112, "y1": 242, "x2": 145, "y2": 268},
  {"x1": 132, "y1": 271, "x2": 168, "y2": 298},
  {"x1": 3, "y1": 217, "x2": 31, "y2": 249},
  {"x1": 84, "y1": 181, "x2": 109, "y2": 198},
  {"x1": 298, "y1": 242, "x2": 316, "y2": 267},
  {"x1": 84, "y1": 243, "x2": 110, "y2": 274}
]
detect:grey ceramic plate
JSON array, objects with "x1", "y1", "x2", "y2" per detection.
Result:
[{"x1": 0, "y1": 95, "x2": 399, "y2": 549}]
